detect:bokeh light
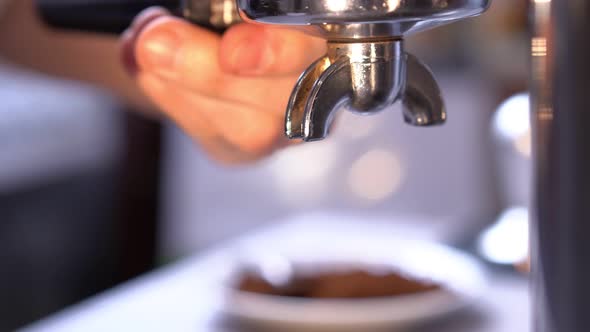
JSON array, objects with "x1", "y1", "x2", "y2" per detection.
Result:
[
  {"x1": 347, "y1": 149, "x2": 404, "y2": 202},
  {"x1": 269, "y1": 141, "x2": 339, "y2": 205}
]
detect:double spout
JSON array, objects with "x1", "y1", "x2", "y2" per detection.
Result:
[{"x1": 286, "y1": 40, "x2": 446, "y2": 141}]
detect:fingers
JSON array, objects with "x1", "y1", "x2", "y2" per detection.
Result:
[
  {"x1": 135, "y1": 16, "x2": 222, "y2": 83},
  {"x1": 137, "y1": 72, "x2": 285, "y2": 162},
  {"x1": 135, "y1": 17, "x2": 300, "y2": 111},
  {"x1": 136, "y1": 74, "x2": 216, "y2": 138},
  {"x1": 126, "y1": 10, "x2": 318, "y2": 162},
  {"x1": 121, "y1": 7, "x2": 170, "y2": 74},
  {"x1": 219, "y1": 24, "x2": 327, "y2": 76},
  {"x1": 183, "y1": 91, "x2": 285, "y2": 157}
]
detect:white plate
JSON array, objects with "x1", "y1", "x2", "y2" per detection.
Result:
[{"x1": 221, "y1": 223, "x2": 488, "y2": 330}]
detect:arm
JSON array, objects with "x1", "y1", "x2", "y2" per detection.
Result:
[{"x1": 0, "y1": 0, "x2": 154, "y2": 111}]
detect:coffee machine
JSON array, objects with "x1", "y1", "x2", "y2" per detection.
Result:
[
  {"x1": 530, "y1": 1, "x2": 590, "y2": 331},
  {"x1": 37, "y1": 0, "x2": 590, "y2": 331}
]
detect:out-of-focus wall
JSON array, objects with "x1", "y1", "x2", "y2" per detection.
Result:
[
  {"x1": 0, "y1": 64, "x2": 124, "y2": 330},
  {"x1": 0, "y1": 64, "x2": 122, "y2": 190},
  {"x1": 161, "y1": 73, "x2": 499, "y2": 257}
]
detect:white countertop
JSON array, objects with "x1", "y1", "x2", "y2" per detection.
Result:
[{"x1": 22, "y1": 216, "x2": 530, "y2": 332}]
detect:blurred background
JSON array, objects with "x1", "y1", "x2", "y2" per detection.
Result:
[{"x1": 0, "y1": 0, "x2": 529, "y2": 330}]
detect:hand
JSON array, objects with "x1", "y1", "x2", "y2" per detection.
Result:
[{"x1": 121, "y1": 8, "x2": 326, "y2": 164}]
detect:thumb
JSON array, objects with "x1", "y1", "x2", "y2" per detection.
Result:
[{"x1": 219, "y1": 24, "x2": 327, "y2": 77}]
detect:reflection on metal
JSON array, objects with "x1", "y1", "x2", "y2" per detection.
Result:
[
  {"x1": 184, "y1": 0, "x2": 242, "y2": 28},
  {"x1": 286, "y1": 57, "x2": 333, "y2": 139},
  {"x1": 237, "y1": 0, "x2": 490, "y2": 140},
  {"x1": 532, "y1": 37, "x2": 548, "y2": 57},
  {"x1": 530, "y1": 1, "x2": 553, "y2": 330},
  {"x1": 402, "y1": 54, "x2": 447, "y2": 127},
  {"x1": 238, "y1": 0, "x2": 491, "y2": 39},
  {"x1": 324, "y1": 0, "x2": 348, "y2": 12}
]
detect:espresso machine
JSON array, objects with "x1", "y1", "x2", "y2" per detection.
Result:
[{"x1": 37, "y1": 0, "x2": 590, "y2": 331}]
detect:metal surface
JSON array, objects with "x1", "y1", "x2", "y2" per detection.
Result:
[
  {"x1": 184, "y1": 0, "x2": 241, "y2": 28},
  {"x1": 286, "y1": 40, "x2": 404, "y2": 141},
  {"x1": 531, "y1": 1, "x2": 590, "y2": 331},
  {"x1": 238, "y1": 0, "x2": 490, "y2": 39},
  {"x1": 237, "y1": 0, "x2": 487, "y2": 140},
  {"x1": 285, "y1": 40, "x2": 445, "y2": 141},
  {"x1": 403, "y1": 53, "x2": 446, "y2": 126}
]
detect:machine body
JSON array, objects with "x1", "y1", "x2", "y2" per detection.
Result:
[{"x1": 531, "y1": 1, "x2": 590, "y2": 331}]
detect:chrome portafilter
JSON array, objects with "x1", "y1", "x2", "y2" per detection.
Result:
[{"x1": 237, "y1": 0, "x2": 491, "y2": 141}]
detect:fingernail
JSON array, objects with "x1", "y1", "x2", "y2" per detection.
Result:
[
  {"x1": 121, "y1": 9, "x2": 170, "y2": 77},
  {"x1": 131, "y1": 7, "x2": 170, "y2": 30},
  {"x1": 141, "y1": 29, "x2": 181, "y2": 78}
]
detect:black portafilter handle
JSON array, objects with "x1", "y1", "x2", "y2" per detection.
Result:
[{"x1": 35, "y1": 0, "x2": 228, "y2": 35}]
